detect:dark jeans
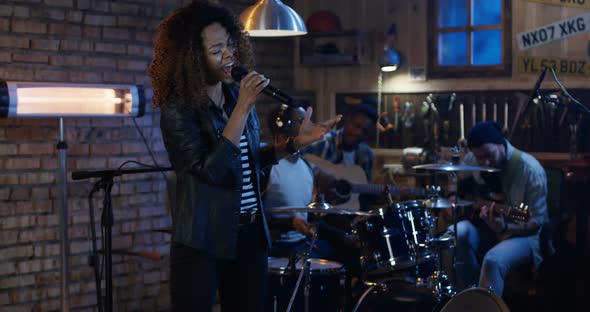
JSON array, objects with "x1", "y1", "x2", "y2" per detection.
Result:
[{"x1": 170, "y1": 222, "x2": 268, "y2": 312}]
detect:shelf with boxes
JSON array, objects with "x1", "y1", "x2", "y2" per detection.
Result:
[{"x1": 298, "y1": 30, "x2": 372, "y2": 66}]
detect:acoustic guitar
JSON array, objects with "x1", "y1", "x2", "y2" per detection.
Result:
[
  {"x1": 463, "y1": 199, "x2": 530, "y2": 224},
  {"x1": 437, "y1": 198, "x2": 530, "y2": 238},
  {"x1": 303, "y1": 154, "x2": 427, "y2": 210}
]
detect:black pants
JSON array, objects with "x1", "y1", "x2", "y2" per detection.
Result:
[{"x1": 170, "y1": 222, "x2": 268, "y2": 312}]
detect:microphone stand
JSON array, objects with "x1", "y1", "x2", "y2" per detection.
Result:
[
  {"x1": 88, "y1": 181, "x2": 104, "y2": 312},
  {"x1": 99, "y1": 174, "x2": 115, "y2": 312},
  {"x1": 509, "y1": 66, "x2": 547, "y2": 140},
  {"x1": 72, "y1": 166, "x2": 172, "y2": 312}
]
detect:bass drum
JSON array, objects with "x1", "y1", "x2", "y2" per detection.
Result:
[
  {"x1": 352, "y1": 277, "x2": 441, "y2": 312},
  {"x1": 266, "y1": 257, "x2": 346, "y2": 312},
  {"x1": 439, "y1": 287, "x2": 509, "y2": 312}
]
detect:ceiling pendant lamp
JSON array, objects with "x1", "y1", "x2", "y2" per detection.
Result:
[{"x1": 240, "y1": 0, "x2": 307, "y2": 37}]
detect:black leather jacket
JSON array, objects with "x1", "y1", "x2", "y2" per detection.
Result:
[{"x1": 160, "y1": 84, "x2": 274, "y2": 260}]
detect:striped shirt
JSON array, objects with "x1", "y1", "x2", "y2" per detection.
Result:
[{"x1": 239, "y1": 135, "x2": 259, "y2": 213}]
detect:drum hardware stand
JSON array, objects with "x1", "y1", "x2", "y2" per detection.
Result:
[
  {"x1": 426, "y1": 233, "x2": 455, "y2": 299},
  {"x1": 425, "y1": 155, "x2": 463, "y2": 298},
  {"x1": 421, "y1": 186, "x2": 457, "y2": 301},
  {"x1": 285, "y1": 214, "x2": 321, "y2": 312},
  {"x1": 447, "y1": 151, "x2": 462, "y2": 289},
  {"x1": 412, "y1": 147, "x2": 501, "y2": 306},
  {"x1": 351, "y1": 281, "x2": 389, "y2": 312}
]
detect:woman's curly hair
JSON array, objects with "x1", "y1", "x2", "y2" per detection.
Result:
[{"x1": 148, "y1": 1, "x2": 253, "y2": 110}]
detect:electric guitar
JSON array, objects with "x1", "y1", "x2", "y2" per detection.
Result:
[{"x1": 303, "y1": 154, "x2": 428, "y2": 210}]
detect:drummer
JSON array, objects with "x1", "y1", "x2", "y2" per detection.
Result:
[{"x1": 262, "y1": 104, "x2": 360, "y2": 261}]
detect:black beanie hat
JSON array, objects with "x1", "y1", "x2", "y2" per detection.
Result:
[{"x1": 467, "y1": 121, "x2": 505, "y2": 148}]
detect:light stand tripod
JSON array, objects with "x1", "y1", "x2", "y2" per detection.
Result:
[
  {"x1": 71, "y1": 166, "x2": 172, "y2": 312},
  {"x1": 0, "y1": 81, "x2": 146, "y2": 312},
  {"x1": 57, "y1": 118, "x2": 70, "y2": 312}
]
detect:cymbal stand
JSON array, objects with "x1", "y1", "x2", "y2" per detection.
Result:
[
  {"x1": 421, "y1": 186, "x2": 454, "y2": 298},
  {"x1": 285, "y1": 218, "x2": 320, "y2": 312},
  {"x1": 445, "y1": 149, "x2": 463, "y2": 285},
  {"x1": 409, "y1": 179, "x2": 455, "y2": 299},
  {"x1": 449, "y1": 171, "x2": 460, "y2": 288}
]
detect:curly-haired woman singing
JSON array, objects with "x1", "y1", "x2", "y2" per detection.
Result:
[{"x1": 149, "y1": 1, "x2": 340, "y2": 311}]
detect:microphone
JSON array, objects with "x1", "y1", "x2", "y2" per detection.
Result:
[
  {"x1": 532, "y1": 66, "x2": 548, "y2": 99},
  {"x1": 543, "y1": 93, "x2": 562, "y2": 110},
  {"x1": 509, "y1": 66, "x2": 548, "y2": 139},
  {"x1": 231, "y1": 66, "x2": 294, "y2": 105}
]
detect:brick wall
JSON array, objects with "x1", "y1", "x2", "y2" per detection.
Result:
[{"x1": 0, "y1": 0, "x2": 294, "y2": 311}]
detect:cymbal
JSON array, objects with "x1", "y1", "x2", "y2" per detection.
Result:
[
  {"x1": 423, "y1": 198, "x2": 473, "y2": 209},
  {"x1": 413, "y1": 162, "x2": 499, "y2": 172},
  {"x1": 267, "y1": 206, "x2": 375, "y2": 216}
]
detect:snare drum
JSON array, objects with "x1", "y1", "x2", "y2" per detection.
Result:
[
  {"x1": 355, "y1": 200, "x2": 434, "y2": 276},
  {"x1": 266, "y1": 257, "x2": 345, "y2": 312},
  {"x1": 439, "y1": 287, "x2": 509, "y2": 312}
]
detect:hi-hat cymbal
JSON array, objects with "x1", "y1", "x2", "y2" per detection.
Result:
[
  {"x1": 423, "y1": 198, "x2": 473, "y2": 209},
  {"x1": 267, "y1": 206, "x2": 375, "y2": 216},
  {"x1": 413, "y1": 162, "x2": 499, "y2": 172}
]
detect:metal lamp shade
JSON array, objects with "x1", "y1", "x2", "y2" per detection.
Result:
[
  {"x1": 380, "y1": 48, "x2": 401, "y2": 72},
  {"x1": 240, "y1": 0, "x2": 307, "y2": 37}
]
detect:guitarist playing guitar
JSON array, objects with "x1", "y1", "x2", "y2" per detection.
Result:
[
  {"x1": 303, "y1": 103, "x2": 379, "y2": 210},
  {"x1": 443, "y1": 121, "x2": 549, "y2": 298}
]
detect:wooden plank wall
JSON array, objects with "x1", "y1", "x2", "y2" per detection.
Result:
[
  {"x1": 292, "y1": 0, "x2": 590, "y2": 178},
  {"x1": 293, "y1": 0, "x2": 589, "y2": 122}
]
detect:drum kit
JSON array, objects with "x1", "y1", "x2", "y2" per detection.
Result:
[{"x1": 266, "y1": 155, "x2": 510, "y2": 312}]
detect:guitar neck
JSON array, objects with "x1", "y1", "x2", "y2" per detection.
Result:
[
  {"x1": 350, "y1": 184, "x2": 424, "y2": 197},
  {"x1": 474, "y1": 199, "x2": 529, "y2": 222},
  {"x1": 350, "y1": 184, "x2": 388, "y2": 195},
  {"x1": 493, "y1": 205, "x2": 511, "y2": 217}
]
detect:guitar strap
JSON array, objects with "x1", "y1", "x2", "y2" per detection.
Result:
[{"x1": 500, "y1": 148, "x2": 522, "y2": 206}]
